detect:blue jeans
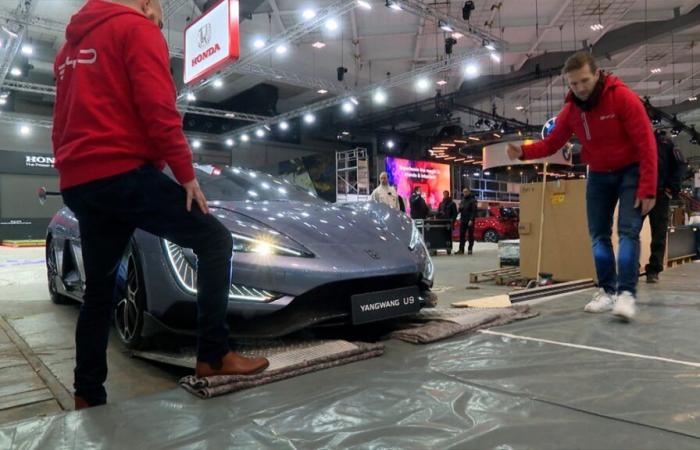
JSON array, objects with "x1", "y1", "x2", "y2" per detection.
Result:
[
  {"x1": 62, "y1": 165, "x2": 233, "y2": 405},
  {"x1": 586, "y1": 164, "x2": 644, "y2": 296}
]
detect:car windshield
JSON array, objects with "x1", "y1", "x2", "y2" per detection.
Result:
[
  {"x1": 194, "y1": 165, "x2": 326, "y2": 204},
  {"x1": 500, "y1": 207, "x2": 518, "y2": 218}
]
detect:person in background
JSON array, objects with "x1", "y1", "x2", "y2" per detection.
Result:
[
  {"x1": 645, "y1": 130, "x2": 686, "y2": 283},
  {"x1": 409, "y1": 186, "x2": 430, "y2": 220},
  {"x1": 437, "y1": 190, "x2": 458, "y2": 222},
  {"x1": 506, "y1": 51, "x2": 656, "y2": 321},
  {"x1": 371, "y1": 172, "x2": 400, "y2": 210},
  {"x1": 456, "y1": 187, "x2": 477, "y2": 255}
]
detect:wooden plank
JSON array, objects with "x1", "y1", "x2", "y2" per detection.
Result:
[
  {"x1": 0, "y1": 399, "x2": 61, "y2": 425},
  {"x1": 452, "y1": 295, "x2": 512, "y2": 308},
  {"x1": 0, "y1": 388, "x2": 53, "y2": 411}
]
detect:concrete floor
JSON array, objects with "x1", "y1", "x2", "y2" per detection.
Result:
[{"x1": 0, "y1": 242, "x2": 506, "y2": 425}]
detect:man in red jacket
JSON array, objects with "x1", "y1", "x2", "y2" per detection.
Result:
[
  {"x1": 507, "y1": 51, "x2": 657, "y2": 321},
  {"x1": 53, "y1": 0, "x2": 268, "y2": 409}
]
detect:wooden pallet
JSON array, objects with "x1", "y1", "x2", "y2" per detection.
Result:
[
  {"x1": 469, "y1": 267, "x2": 520, "y2": 284},
  {"x1": 0, "y1": 240, "x2": 45, "y2": 248},
  {"x1": 495, "y1": 272, "x2": 522, "y2": 285},
  {"x1": 667, "y1": 255, "x2": 695, "y2": 268}
]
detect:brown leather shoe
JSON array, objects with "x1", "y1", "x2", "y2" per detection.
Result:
[
  {"x1": 195, "y1": 351, "x2": 269, "y2": 378},
  {"x1": 74, "y1": 395, "x2": 91, "y2": 410}
]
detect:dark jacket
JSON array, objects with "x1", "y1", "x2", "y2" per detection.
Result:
[
  {"x1": 459, "y1": 194, "x2": 477, "y2": 224},
  {"x1": 409, "y1": 193, "x2": 429, "y2": 219},
  {"x1": 656, "y1": 133, "x2": 685, "y2": 196},
  {"x1": 438, "y1": 198, "x2": 458, "y2": 221}
]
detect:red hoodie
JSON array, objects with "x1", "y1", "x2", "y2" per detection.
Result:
[
  {"x1": 521, "y1": 75, "x2": 657, "y2": 199},
  {"x1": 52, "y1": 0, "x2": 194, "y2": 190}
]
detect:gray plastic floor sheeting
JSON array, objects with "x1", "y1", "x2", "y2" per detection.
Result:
[{"x1": 1, "y1": 264, "x2": 700, "y2": 449}]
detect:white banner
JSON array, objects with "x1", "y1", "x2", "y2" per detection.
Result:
[{"x1": 482, "y1": 139, "x2": 573, "y2": 171}]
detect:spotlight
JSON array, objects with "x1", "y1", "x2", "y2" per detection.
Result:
[
  {"x1": 325, "y1": 19, "x2": 339, "y2": 31},
  {"x1": 304, "y1": 113, "x2": 316, "y2": 124},
  {"x1": 0, "y1": 98, "x2": 6, "y2": 106},
  {"x1": 671, "y1": 126, "x2": 682, "y2": 137},
  {"x1": 192, "y1": 140, "x2": 201, "y2": 149},
  {"x1": 386, "y1": 1, "x2": 402, "y2": 11},
  {"x1": 255, "y1": 128, "x2": 265, "y2": 138},
  {"x1": 464, "y1": 63, "x2": 479, "y2": 78},
  {"x1": 302, "y1": 9, "x2": 316, "y2": 20},
  {"x1": 312, "y1": 41, "x2": 326, "y2": 49},
  {"x1": 317, "y1": 89, "x2": 328, "y2": 94},
  {"x1": 386, "y1": 139, "x2": 395, "y2": 149},
  {"x1": 275, "y1": 44, "x2": 288, "y2": 55},
  {"x1": 650, "y1": 68, "x2": 661, "y2": 74},
  {"x1": 439, "y1": 20, "x2": 454, "y2": 33},
  {"x1": 350, "y1": 97, "x2": 359, "y2": 105},
  {"x1": 590, "y1": 23, "x2": 604, "y2": 31},
  {"x1": 415, "y1": 78, "x2": 430, "y2": 92},
  {"x1": 241, "y1": 134, "x2": 250, "y2": 142},
  {"x1": 186, "y1": 92, "x2": 196, "y2": 102},
  {"x1": 20, "y1": 44, "x2": 33, "y2": 55},
  {"x1": 689, "y1": 96, "x2": 698, "y2": 102},
  {"x1": 279, "y1": 121, "x2": 289, "y2": 131},
  {"x1": 515, "y1": 105, "x2": 525, "y2": 111},
  {"x1": 373, "y1": 90, "x2": 387, "y2": 104},
  {"x1": 225, "y1": 138, "x2": 234, "y2": 147},
  {"x1": 462, "y1": 1, "x2": 475, "y2": 21},
  {"x1": 213, "y1": 79, "x2": 223, "y2": 88},
  {"x1": 436, "y1": 80, "x2": 448, "y2": 86},
  {"x1": 452, "y1": 32, "x2": 464, "y2": 39},
  {"x1": 357, "y1": 0, "x2": 372, "y2": 9},
  {"x1": 19, "y1": 125, "x2": 31, "y2": 136},
  {"x1": 10, "y1": 67, "x2": 21, "y2": 77},
  {"x1": 490, "y1": 52, "x2": 501, "y2": 63},
  {"x1": 342, "y1": 101, "x2": 355, "y2": 113},
  {"x1": 484, "y1": 41, "x2": 496, "y2": 51},
  {"x1": 253, "y1": 38, "x2": 265, "y2": 49}
]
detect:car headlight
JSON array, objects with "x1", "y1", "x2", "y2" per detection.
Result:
[
  {"x1": 409, "y1": 221, "x2": 424, "y2": 251},
  {"x1": 162, "y1": 240, "x2": 282, "y2": 302},
  {"x1": 231, "y1": 232, "x2": 311, "y2": 257}
]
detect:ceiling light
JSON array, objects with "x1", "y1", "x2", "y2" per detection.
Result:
[
  {"x1": 452, "y1": 32, "x2": 464, "y2": 39},
  {"x1": 186, "y1": 92, "x2": 196, "y2": 102},
  {"x1": 415, "y1": 78, "x2": 430, "y2": 92},
  {"x1": 0, "y1": 98, "x2": 6, "y2": 106},
  {"x1": 439, "y1": 21, "x2": 454, "y2": 33},
  {"x1": 192, "y1": 140, "x2": 202, "y2": 149},
  {"x1": 484, "y1": 42, "x2": 496, "y2": 51},
  {"x1": 302, "y1": 9, "x2": 316, "y2": 20},
  {"x1": 515, "y1": 105, "x2": 525, "y2": 111},
  {"x1": 241, "y1": 134, "x2": 250, "y2": 142},
  {"x1": 312, "y1": 41, "x2": 326, "y2": 49},
  {"x1": 19, "y1": 125, "x2": 31, "y2": 136},
  {"x1": 386, "y1": 139, "x2": 395, "y2": 149},
  {"x1": 275, "y1": 44, "x2": 288, "y2": 55},
  {"x1": 304, "y1": 113, "x2": 316, "y2": 124},
  {"x1": 490, "y1": 52, "x2": 501, "y2": 63},
  {"x1": 317, "y1": 89, "x2": 328, "y2": 94},
  {"x1": 484, "y1": 171, "x2": 491, "y2": 176},
  {"x1": 590, "y1": 23, "x2": 604, "y2": 31},
  {"x1": 253, "y1": 38, "x2": 265, "y2": 49},
  {"x1": 689, "y1": 96, "x2": 697, "y2": 102},
  {"x1": 225, "y1": 138, "x2": 234, "y2": 147},
  {"x1": 357, "y1": 0, "x2": 372, "y2": 9},
  {"x1": 651, "y1": 68, "x2": 661, "y2": 74},
  {"x1": 213, "y1": 79, "x2": 223, "y2": 88},
  {"x1": 342, "y1": 101, "x2": 355, "y2": 113},
  {"x1": 387, "y1": 1, "x2": 402, "y2": 11},
  {"x1": 464, "y1": 63, "x2": 479, "y2": 77},
  {"x1": 350, "y1": 96, "x2": 359, "y2": 105},
  {"x1": 10, "y1": 67, "x2": 21, "y2": 77},
  {"x1": 279, "y1": 121, "x2": 289, "y2": 130},
  {"x1": 436, "y1": 79, "x2": 448, "y2": 86},
  {"x1": 373, "y1": 90, "x2": 387, "y2": 104},
  {"x1": 255, "y1": 129, "x2": 266, "y2": 138},
  {"x1": 20, "y1": 44, "x2": 33, "y2": 55},
  {"x1": 325, "y1": 19, "x2": 339, "y2": 31},
  {"x1": 342, "y1": 131, "x2": 350, "y2": 135}
]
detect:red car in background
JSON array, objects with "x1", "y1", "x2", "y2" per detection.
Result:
[{"x1": 452, "y1": 206, "x2": 519, "y2": 243}]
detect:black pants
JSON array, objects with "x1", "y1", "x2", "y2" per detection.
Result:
[
  {"x1": 62, "y1": 165, "x2": 233, "y2": 405},
  {"x1": 645, "y1": 191, "x2": 671, "y2": 275},
  {"x1": 459, "y1": 220, "x2": 475, "y2": 252}
]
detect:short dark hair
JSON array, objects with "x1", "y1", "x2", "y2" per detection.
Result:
[{"x1": 563, "y1": 51, "x2": 598, "y2": 75}]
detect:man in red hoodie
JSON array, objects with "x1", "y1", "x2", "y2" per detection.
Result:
[
  {"x1": 53, "y1": 0, "x2": 268, "y2": 409},
  {"x1": 506, "y1": 51, "x2": 657, "y2": 321}
]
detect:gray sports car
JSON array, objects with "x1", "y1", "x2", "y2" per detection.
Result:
[{"x1": 45, "y1": 164, "x2": 435, "y2": 348}]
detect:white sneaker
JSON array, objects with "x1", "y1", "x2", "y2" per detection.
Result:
[
  {"x1": 584, "y1": 289, "x2": 615, "y2": 313},
  {"x1": 612, "y1": 291, "x2": 637, "y2": 321}
]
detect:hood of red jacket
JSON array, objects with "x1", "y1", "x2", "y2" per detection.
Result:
[
  {"x1": 564, "y1": 73, "x2": 625, "y2": 104},
  {"x1": 66, "y1": 0, "x2": 145, "y2": 45}
]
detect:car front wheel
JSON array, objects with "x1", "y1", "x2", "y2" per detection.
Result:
[{"x1": 114, "y1": 245, "x2": 150, "y2": 350}]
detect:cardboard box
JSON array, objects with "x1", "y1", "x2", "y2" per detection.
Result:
[{"x1": 519, "y1": 179, "x2": 653, "y2": 282}]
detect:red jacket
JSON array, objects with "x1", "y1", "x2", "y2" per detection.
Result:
[
  {"x1": 52, "y1": 0, "x2": 194, "y2": 190},
  {"x1": 522, "y1": 75, "x2": 657, "y2": 199}
]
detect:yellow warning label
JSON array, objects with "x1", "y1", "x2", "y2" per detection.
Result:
[{"x1": 551, "y1": 193, "x2": 565, "y2": 205}]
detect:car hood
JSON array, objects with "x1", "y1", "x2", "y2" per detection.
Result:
[{"x1": 210, "y1": 200, "x2": 413, "y2": 246}]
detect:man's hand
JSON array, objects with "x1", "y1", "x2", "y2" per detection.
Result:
[
  {"x1": 634, "y1": 197, "x2": 656, "y2": 216},
  {"x1": 506, "y1": 143, "x2": 523, "y2": 160},
  {"x1": 468, "y1": 220, "x2": 473, "y2": 227},
  {"x1": 183, "y1": 179, "x2": 209, "y2": 214}
]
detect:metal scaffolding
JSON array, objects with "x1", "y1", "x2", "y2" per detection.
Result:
[{"x1": 336, "y1": 147, "x2": 370, "y2": 203}]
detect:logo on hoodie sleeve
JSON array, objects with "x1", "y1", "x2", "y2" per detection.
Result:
[{"x1": 57, "y1": 49, "x2": 97, "y2": 80}]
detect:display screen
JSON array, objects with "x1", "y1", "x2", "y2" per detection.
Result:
[{"x1": 384, "y1": 157, "x2": 451, "y2": 214}]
